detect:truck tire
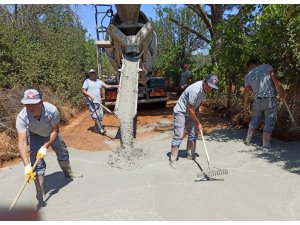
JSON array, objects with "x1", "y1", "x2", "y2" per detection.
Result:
[{"x1": 157, "y1": 101, "x2": 167, "y2": 108}]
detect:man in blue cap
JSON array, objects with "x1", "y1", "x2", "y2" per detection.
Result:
[
  {"x1": 16, "y1": 89, "x2": 81, "y2": 208},
  {"x1": 169, "y1": 74, "x2": 219, "y2": 169}
]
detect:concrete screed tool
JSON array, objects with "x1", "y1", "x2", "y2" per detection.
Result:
[{"x1": 197, "y1": 129, "x2": 228, "y2": 180}]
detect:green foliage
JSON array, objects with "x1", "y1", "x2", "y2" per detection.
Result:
[
  {"x1": 153, "y1": 5, "x2": 207, "y2": 86},
  {"x1": 211, "y1": 4, "x2": 300, "y2": 100},
  {"x1": 252, "y1": 5, "x2": 300, "y2": 83},
  {"x1": 0, "y1": 5, "x2": 97, "y2": 106}
]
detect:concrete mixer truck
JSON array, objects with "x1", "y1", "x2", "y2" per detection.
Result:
[{"x1": 94, "y1": 4, "x2": 167, "y2": 148}]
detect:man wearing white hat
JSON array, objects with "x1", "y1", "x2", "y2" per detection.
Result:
[
  {"x1": 82, "y1": 69, "x2": 119, "y2": 134},
  {"x1": 16, "y1": 89, "x2": 81, "y2": 208}
]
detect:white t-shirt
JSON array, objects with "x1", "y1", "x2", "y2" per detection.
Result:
[{"x1": 82, "y1": 78, "x2": 105, "y2": 104}]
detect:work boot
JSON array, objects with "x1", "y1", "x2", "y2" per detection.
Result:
[
  {"x1": 100, "y1": 128, "x2": 106, "y2": 135},
  {"x1": 95, "y1": 120, "x2": 103, "y2": 133},
  {"x1": 245, "y1": 128, "x2": 254, "y2": 145},
  {"x1": 34, "y1": 175, "x2": 46, "y2": 208},
  {"x1": 186, "y1": 140, "x2": 196, "y2": 160},
  {"x1": 58, "y1": 160, "x2": 83, "y2": 178},
  {"x1": 262, "y1": 132, "x2": 272, "y2": 148},
  {"x1": 169, "y1": 146, "x2": 179, "y2": 169}
]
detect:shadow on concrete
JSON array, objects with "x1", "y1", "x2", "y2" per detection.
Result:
[
  {"x1": 205, "y1": 128, "x2": 300, "y2": 175},
  {"x1": 44, "y1": 172, "x2": 73, "y2": 203}
]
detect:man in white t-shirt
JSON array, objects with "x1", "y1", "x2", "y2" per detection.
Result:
[{"x1": 82, "y1": 69, "x2": 119, "y2": 134}]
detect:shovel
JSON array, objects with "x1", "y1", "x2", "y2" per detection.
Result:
[{"x1": 89, "y1": 97, "x2": 118, "y2": 119}]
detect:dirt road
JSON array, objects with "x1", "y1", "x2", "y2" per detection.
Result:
[{"x1": 0, "y1": 101, "x2": 300, "y2": 220}]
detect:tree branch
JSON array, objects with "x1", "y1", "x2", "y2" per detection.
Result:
[
  {"x1": 169, "y1": 17, "x2": 211, "y2": 44},
  {"x1": 186, "y1": 4, "x2": 213, "y2": 39}
]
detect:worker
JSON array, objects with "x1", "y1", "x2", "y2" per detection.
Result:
[
  {"x1": 16, "y1": 89, "x2": 81, "y2": 208},
  {"x1": 82, "y1": 69, "x2": 119, "y2": 134},
  {"x1": 179, "y1": 63, "x2": 192, "y2": 95},
  {"x1": 244, "y1": 59, "x2": 286, "y2": 148},
  {"x1": 169, "y1": 74, "x2": 219, "y2": 169}
]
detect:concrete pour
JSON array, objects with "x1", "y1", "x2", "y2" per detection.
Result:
[
  {"x1": 109, "y1": 57, "x2": 152, "y2": 170},
  {"x1": 0, "y1": 128, "x2": 300, "y2": 220}
]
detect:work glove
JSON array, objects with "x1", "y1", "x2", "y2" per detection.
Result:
[
  {"x1": 24, "y1": 164, "x2": 36, "y2": 183},
  {"x1": 36, "y1": 146, "x2": 47, "y2": 160}
]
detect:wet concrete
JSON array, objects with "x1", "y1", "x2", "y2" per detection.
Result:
[{"x1": 1, "y1": 128, "x2": 300, "y2": 220}]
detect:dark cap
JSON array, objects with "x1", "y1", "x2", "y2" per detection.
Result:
[{"x1": 205, "y1": 74, "x2": 219, "y2": 89}]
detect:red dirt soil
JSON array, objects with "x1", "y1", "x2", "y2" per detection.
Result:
[
  {"x1": 60, "y1": 101, "x2": 229, "y2": 151},
  {"x1": 1, "y1": 100, "x2": 230, "y2": 167}
]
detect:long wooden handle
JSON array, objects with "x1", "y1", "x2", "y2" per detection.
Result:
[
  {"x1": 9, "y1": 158, "x2": 40, "y2": 211},
  {"x1": 101, "y1": 103, "x2": 113, "y2": 114},
  {"x1": 200, "y1": 129, "x2": 211, "y2": 169},
  {"x1": 283, "y1": 99, "x2": 296, "y2": 126},
  {"x1": 89, "y1": 97, "x2": 118, "y2": 119}
]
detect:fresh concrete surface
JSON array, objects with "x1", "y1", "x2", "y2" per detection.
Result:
[{"x1": 0, "y1": 128, "x2": 299, "y2": 220}]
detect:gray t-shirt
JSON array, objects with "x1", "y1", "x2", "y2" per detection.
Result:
[
  {"x1": 179, "y1": 70, "x2": 192, "y2": 87},
  {"x1": 174, "y1": 80, "x2": 206, "y2": 115},
  {"x1": 244, "y1": 64, "x2": 276, "y2": 99},
  {"x1": 82, "y1": 78, "x2": 105, "y2": 104},
  {"x1": 16, "y1": 102, "x2": 60, "y2": 137}
]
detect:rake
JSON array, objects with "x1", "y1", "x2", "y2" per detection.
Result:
[{"x1": 197, "y1": 129, "x2": 228, "y2": 180}]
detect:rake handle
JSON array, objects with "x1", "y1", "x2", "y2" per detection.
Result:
[
  {"x1": 9, "y1": 158, "x2": 40, "y2": 211},
  {"x1": 200, "y1": 129, "x2": 211, "y2": 170},
  {"x1": 283, "y1": 99, "x2": 296, "y2": 127}
]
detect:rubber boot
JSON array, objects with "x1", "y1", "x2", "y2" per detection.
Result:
[
  {"x1": 169, "y1": 146, "x2": 179, "y2": 169},
  {"x1": 262, "y1": 132, "x2": 272, "y2": 148},
  {"x1": 95, "y1": 120, "x2": 106, "y2": 134},
  {"x1": 94, "y1": 120, "x2": 102, "y2": 132},
  {"x1": 245, "y1": 128, "x2": 254, "y2": 145},
  {"x1": 34, "y1": 175, "x2": 46, "y2": 208},
  {"x1": 186, "y1": 140, "x2": 196, "y2": 160},
  {"x1": 58, "y1": 160, "x2": 83, "y2": 178}
]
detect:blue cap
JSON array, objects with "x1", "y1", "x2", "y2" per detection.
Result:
[{"x1": 205, "y1": 74, "x2": 219, "y2": 89}]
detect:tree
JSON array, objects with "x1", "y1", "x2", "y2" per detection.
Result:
[
  {"x1": 153, "y1": 5, "x2": 207, "y2": 89},
  {"x1": 0, "y1": 4, "x2": 97, "y2": 106}
]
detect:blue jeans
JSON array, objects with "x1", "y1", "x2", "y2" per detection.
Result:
[
  {"x1": 171, "y1": 113, "x2": 198, "y2": 147},
  {"x1": 29, "y1": 132, "x2": 69, "y2": 176}
]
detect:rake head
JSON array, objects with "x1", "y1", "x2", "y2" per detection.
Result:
[{"x1": 197, "y1": 168, "x2": 228, "y2": 179}]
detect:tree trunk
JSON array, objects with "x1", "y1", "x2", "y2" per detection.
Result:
[{"x1": 226, "y1": 75, "x2": 232, "y2": 108}]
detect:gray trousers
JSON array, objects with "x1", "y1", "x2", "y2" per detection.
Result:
[
  {"x1": 171, "y1": 113, "x2": 198, "y2": 147},
  {"x1": 29, "y1": 132, "x2": 69, "y2": 176},
  {"x1": 249, "y1": 98, "x2": 278, "y2": 133}
]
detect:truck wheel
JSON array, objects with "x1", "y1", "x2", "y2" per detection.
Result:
[{"x1": 157, "y1": 101, "x2": 167, "y2": 108}]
